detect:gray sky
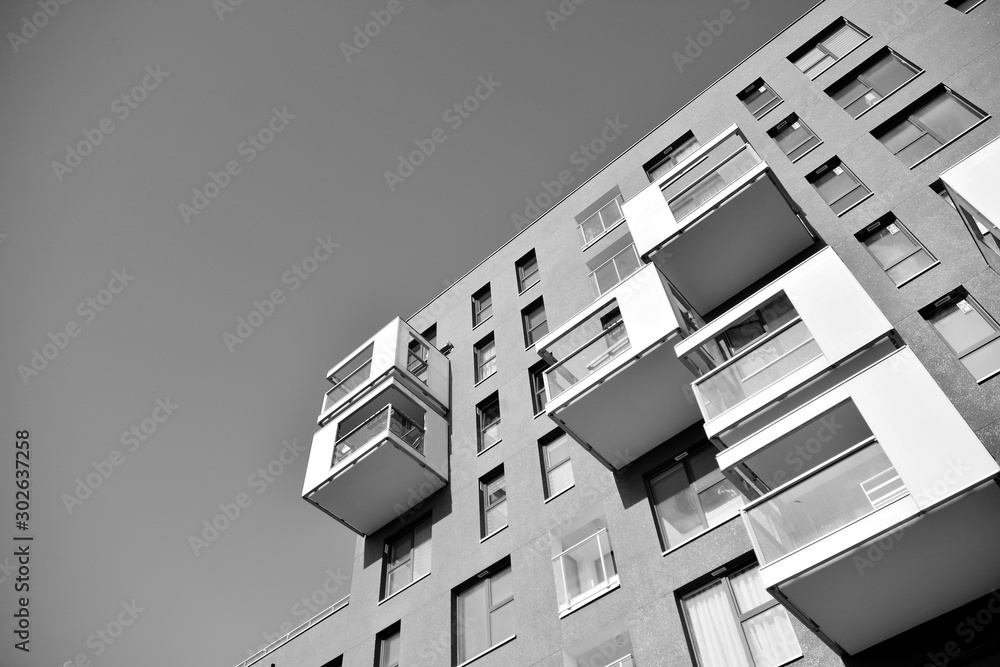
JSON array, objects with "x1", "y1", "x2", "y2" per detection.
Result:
[{"x1": 0, "y1": 0, "x2": 815, "y2": 665}]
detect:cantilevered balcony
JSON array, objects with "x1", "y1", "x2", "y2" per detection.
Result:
[
  {"x1": 674, "y1": 248, "x2": 893, "y2": 440},
  {"x1": 715, "y1": 347, "x2": 1000, "y2": 656},
  {"x1": 303, "y1": 378, "x2": 448, "y2": 536},
  {"x1": 941, "y1": 134, "x2": 1000, "y2": 256},
  {"x1": 318, "y1": 318, "x2": 448, "y2": 425},
  {"x1": 536, "y1": 264, "x2": 702, "y2": 471},
  {"x1": 622, "y1": 124, "x2": 817, "y2": 315}
]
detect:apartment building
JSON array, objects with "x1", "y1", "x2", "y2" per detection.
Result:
[{"x1": 240, "y1": 1, "x2": 1000, "y2": 665}]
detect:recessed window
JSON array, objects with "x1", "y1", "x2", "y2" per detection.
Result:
[
  {"x1": 550, "y1": 502, "x2": 618, "y2": 614},
  {"x1": 789, "y1": 18, "x2": 869, "y2": 79},
  {"x1": 922, "y1": 289, "x2": 1000, "y2": 382},
  {"x1": 383, "y1": 517, "x2": 431, "y2": 599},
  {"x1": 516, "y1": 250, "x2": 540, "y2": 293},
  {"x1": 529, "y1": 360, "x2": 548, "y2": 416},
  {"x1": 589, "y1": 243, "x2": 641, "y2": 298},
  {"x1": 946, "y1": 0, "x2": 987, "y2": 12},
  {"x1": 540, "y1": 430, "x2": 574, "y2": 499},
  {"x1": 681, "y1": 564, "x2": 802, "y2": 667},
  {"x1": 406, "y1": 335, "x2": 429, "y2": 384},
  {"x1": 421, "y1": 324, "x2": 437, "y2": 349},
  {"x1": 455, "y1": 562, "x2": 515, "y2": 664},
  {"x1": 476, "y1": 393, "x2": 501, "y2": 452},
  {"x1": 522, "y1": 298, "x2": 549, "y2": 347},
  {"x1": 827, "y1": 49, "x2": 921, "y2": 118},
  {"x1": 767, "y1": 114, "x2": 821, "y2": 162},
  {"x1": 472, "y1": 284, "x2": 492, "y2": 327},
  {"x1": 738, "y1": 79, "x2": 782, "y2": 120},
  {"x1": 856, "y1": 213, "x2": 937, "y2": 286},
  {"x1": 480, "y1": 467, "x2": 508, "y2": 537},
  {"x1": 579, "y1": 196, "x2": 625, "y2": 246},
  {"x1": 648, "y1": 445, "x2": 743, "y2": 551},
  {"x1": 375, "y1": 625, "x2": 401, "y2": 667},
  {"x1": 807, "y1": 158, "x2": 872, "y2": 215},
  {"x1": 474, "y1": 333, "x2": 497, "y2": 383},
  {"x1": 645, "y1": 132, "x2": 701, "y2": 182}
]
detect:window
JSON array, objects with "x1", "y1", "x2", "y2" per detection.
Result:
[
  {"x1": 946, "y1": 0, "x2": 987, "y2": 12},
  {"x1": 472, "y1": 284, "x2": 492, "y2": 327},
  {"x1": 480, "y1": 468, "x2": 508, "y2": 537},
  {"x1": 789, "y1": 18, "x2": 869, "y2": 79},
  {"x1": 522, "y1": 299, "x2": 549, "y2": 347},
  {"x1": 645, "y1": 132, "x2": 701, "y2": 182},
  {"x1": 529, "y1": 360, "x2": 548, "y2": 415},
  {"x1": 827, "y1": 49, "x2": 921, "y2": 118},
  {"x1": 807, "y1": 159, "x2": 872, "y2": 215},
  {"x1": 550, "y1": 503, "x2": 618, "y2": 614},
  {"x1": 873, "y1": 87, "x2": 989, "y2": 168},
  {"x1": 681, "y1": 564, "x2": 802, "y2": 667},
  {"x1": 455, "y1": 563, "x2": 515, "y2": 664},
  {"x1": 476, "y1": 393, "x2": 501, "y2": 452},
  {"x1": 922, "y1": 289, "x2": 1000, "y2": 382},
  {"x1": 375, "y1": 625, "x2": 401, "y2": 667},
  {"x1": 421, "y1": 324, "x2": 437, "y2": 349},
  {"x1": 738, "y1": 79, "x2": 782, "y2": 120},
  {"x1": 563, "y1": 624, "x2": 635, "y2": 667},
  {"x1": 856, "y1": 214, "x2": 937, "y2": 286},
  {"x1": 767, "y1": 114, "x2": 820, "y2": 162},
  {"x1": 406, "y1": 335, "x2": 429, "y2": 383},
  {"x1": 516, "y1": 250, "x2": 539, "y2": 293},
  {"x1": 579, "y1": 196, "x2": 625, "y2": 246},
  {"x1": 540, "y1": 430, "x2": 574, "y2": 499},
  {"x1": 590, "y1": 244, "x2": 641, "y2": 298},
  {"x1": 383, "y1": 517, "x2": 431, "y2": 599},
  {"x1": 648, "y1": 445, "x2": 743, "y2": 550},
  {"x1": 474, "y1": 334, "x2": 497, "y2": 383}
]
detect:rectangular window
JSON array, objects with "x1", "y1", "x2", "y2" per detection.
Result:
[
  {"x1": 550, "y1": 503, "x2": 618, "y2": 614},
  {"x1": 789, "y1": 18, "x2": 869, "y2": 79},
  {"x1": 476, "y1": 393, "x2": 501, "y2": 452},
  {"x1": 807, "y1": 159, "x2": 872, "y2": 215},
  {"x1": 649, "y1": 445, "x2": 743, "y2": 550},
  {"x1": 681, "y1": 564, "x2": 802, "y2": 667},
  {"x1": 375, "y1": 625, "x2": 401, "y2": 667},
  {"x1": 541, "y1": 430, "x2": 574, "y2": 499},
  {"x1": 406, "y1": 335, "x2": 429, "y2": 384},
  {"x1": 516, "y1": 250, "x2": 539, "y2": 293},
  {"x1": 481, "y1": 468, "x2": 508, "y2": 537},
  {"x1": 421, "y1": 324, "x2": 437, "y2": 349},
  {"x1": 590, "y1": 244, "x2": 641, "y2": 298},
  {"x1": 383, "y1": 518, "x2": 432, "y2": 599},
  {"x1": 873, "y1": 87, "x2": 989, "y2": 168},
  {"x1": 579, "y1": 196, "x2": 625, "y2": 246},
  {"x1": 856, "y1": 214, "x2": 937, "y2": 286},
  {"x1": 767, "y1": 114, "x2": 821, "y2": 162},
  {"x1": 522, "y1": 299, "x2": 549, "y2": 347},
  {"x1": 529, "y1": 360, "x2": 548, "y2": 415},
  {"x1": 738, "y1": 79, "x2": 782, "y2": 120},
  {"x1": 455, "y1": 563, "x2": 515, "y2": 664},
  {"x1": 922, "y1": 290, "x2": 1000, "y2": 382},
  {"x1": 472, "y1": 284, "x2": 492, "y2": 327},
  {"x1": 645, "y1": 132, "x2": 701, "y2": 182},
  {"x1": 474, "y1": 334, "x2": 497, "y2": 383},
  {"x1": 827, "y1": 49, "x2": 921, "y2": 118},
  {"x1": 947, "y1": 0, "x2": 987, "y2": 12}
]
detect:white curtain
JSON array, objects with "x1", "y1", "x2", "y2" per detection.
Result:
[
  {"x1": 684, "y1": 581, "x2": 751, "y2": 667},
  {"x1": 731, "y1": 568, "x2": 801, "y2": 667}
]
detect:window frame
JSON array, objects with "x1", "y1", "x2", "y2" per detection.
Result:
[
  {"x1": 476, "y1": 392, "x2": 502, "y2": 453},
  {"x1": 381, "y1": 515, "x2": 432, "y2": 600},
  {"x1": 522, "y1": 298, "x2": 549, "y2": 348},
  {"x1": 789, "y1": 18, "x2": 870, "y2": 80},
  {"x1": 767, "y1": 114, "x2": 822, "y2": 163},
  {"x1": 540, "y1": 430, "x2": 574, "y2": 500},
  {"x1": 474, "y1": 333, "x2": 497, "y2": 384},
  {"x1": 529, "y1": 360, "x2": 548, "y2": 416},
  {"x1": 922, "y1": 289, "x2": 1000, "y2": 383},
  {"x1": 807, "y1": 158, "x2": 873, "y2": 216},
  {"x1": 826, "y1": 49, "x2": 922, "y2": 119},
  {"x1": 472, "y1": 284, "x2": 493, "y2": 328},
  {"x1": 644, "y1": 132, "x2": 701, "y2": 182},
  {"x1": 454, "y1": 561, "x2": 516, "y2": 666},
  {"x1": 578, "y1": 196, "x2": 626, "y2": 247},
  {"x1": 516, "y1": 250, "x2": 540, "y2": 293},
  {"x1": 737, "y1": 79, "x2": 783, "y2": 120},
  {"x1": 480, "y1": 467, "x2": 508, "y2": 539},
  {"x1": 375, "y1": 624, "x2": 401, "y2": 667},
  {"x1": 946, "y1": 0, "x2": 988, "y2": 12},
  {"x1": 855, "y1": 213, "x2": 938, "y2": 287},
  {"x1": 589, "y1": 243, "x2": 642, "y2": 298}
]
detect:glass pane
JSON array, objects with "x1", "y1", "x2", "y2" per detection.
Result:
[
  {"x1": 412, "y1": 521, "x2": 432, "y2": 578},
  {"x1": 389, "y1": 533, "x2": 412, "y2": 567},
  {"x1": 490, "y1": 567, "x2": 513, "y2": 606},
  {"x1": 930, "y1": 303, "x2": 996, "y2": 353},
  {"x1": 831, "y1": 185, "x2": 871, "y2": 215},
  {"x1": 485, "y1": 477, "x2": 506, "y2": 506},
  {"x1": 581, "y1": 213, "x2": 605, "y2": 244},
  {"x1": 699, "y1": 479, "x2": 744, "y2": 528},
  {"x1": 386, "y1": 562, "x2": 412, "y2": 596},
  {"x1": 556, "y1": 531, "x2": 614, "y2": 609},
  {"x1": 380, "y1": 632, "x2": 400, "y2": 667},
  {"x1": 457, "y1": 581, "x2": 489, "y2": 662},
  {"x1": 547, "y1": 460, "x2": 574, "y2": 496},
  {"x1": 594, "y1": 261, "x2": 621, "y2": 296},
  {"x1": 730, "y1": 567, "x2": 770, "y2": 614},
  {"x1": 742, "y1": 606, "x2": 802, "y2": 667},
  {"x1": 845, "y1": 90, "x2": 882, "y2": 117},
  {"x1": 885, "y1": 249, "x2": 936, "y2": 284},
  {"x1": 775, "y1": 123, "x2": 813, "y2": 154},
  {"x1": 795, "y1": 47, "x2": 826, "y2": 74},
  {"x1": 684, "y1": 581, "x2": 753, "y2": 667},
  {"x1": 832, "y1": 79, "x2": 869, "y2": 108},
  {"x1": 788, "y1": 135, "x2": 820, "y2": 161},
  {"x1": 547, "y1": 318, "x2": 630, "y2": 398},
  {"x1": 614, "y1": 246, "x2": 641, "y2": 281},
  {"x1": 866, "y1": 53, "x2": 917, "y2": 95},
  {"x1": 864, "y1": 225, "x2": 919, "y2": 268},
  {"x1": 489, "y1": 603, "x2": 515, "y2": 644},
  {"x1": 913, "y1": 92, "x2": 984, "y2": 144},
  {"x1": 651, "y1": 466, "x2": 706, "y2": 547},
  {"x1": 668, "y1": 146, "x2": 761, "y2": 220},
  {"x1": 880, "y1": 119, "x2": 925, "y2": 153},
  {"x1": 545, "y1": 436, "x2": 571, "y2": 468},
  {"x1": 897, "y1": 133, "x2": 943, "y2": 167},
  {"x1": 485, "y1": 502, "x2": 508, "y2": 534},
  {"x1": 961, "y1": 338, "x2": 1000, "y2": 379},
  {"x1": 661, "y1": 134, "x2": 757, "y2": 207},
  {"x1": 814, "y1": 168, "x2": 860, "y2": 205},
  {"x1": 599, "y1": 199, "x2": 624, "y2": 227},
  {"x1": 823, "y1": 23, "x2": 867, "y2": 57}
]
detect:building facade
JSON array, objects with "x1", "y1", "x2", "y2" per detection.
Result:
[{"x1": 242, "y1": 1, "x2": 1000, "y2": 665}]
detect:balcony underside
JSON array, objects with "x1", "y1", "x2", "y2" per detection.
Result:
[
  {"x1": 771, "y1": 481, "x2": 1000, "y2": 656},
  {"x1": 649, "y1": 175, "x2": 814, "y2": 315}
]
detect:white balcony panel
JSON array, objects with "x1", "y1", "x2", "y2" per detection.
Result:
[
  {"x1": 537, "y1": 264, "x2": 700, "y2": 470},
  {"x1": 941, "y1": 135, "x2": 1000, "y2": 243}
]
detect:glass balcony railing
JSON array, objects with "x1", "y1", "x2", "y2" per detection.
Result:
[
  {"x1": 693, "y1": 320, "x2": 822, "y2": 420},
  {"x1": 661, "y1": 134, "x2": 763, "y2": 221},
  {"x1": 546, "y1": 320, "x2": 630, "y2": 399},
  {"x1": 322, "y1": 361, "x2": 373, "y2": 415},
  {"x1": 552, "y1": 527, "x2": 618, "y2": 613},
  {"x1": 332, "y1": 405, "x2": 424, "y2": 467},
  {"x1": 745, "y1": 439, "x2": 908, "y2": 565}
]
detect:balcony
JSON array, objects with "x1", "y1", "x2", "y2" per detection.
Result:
[
  {"x1": 715, "y1": 347, "x2": 1000, "y2": 655},
  {"x1": 318, "y1": 318, "x2": 448, "y2": 425},
  {"x1": 675, "y1": 248, "x2": 893, "y2": 439},
  {"x1": 622, "y1": 124, "x2": 816, "y2": 315},
  {"x1": 536, "y1": 264, "x2": 701, "y2": 471},
  {"x1": 304, "y1": 363, "x2": 449, "y2": 536},
  {"x1": 941, "y1": 134, "x2": 1000, "y2": 255}
]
